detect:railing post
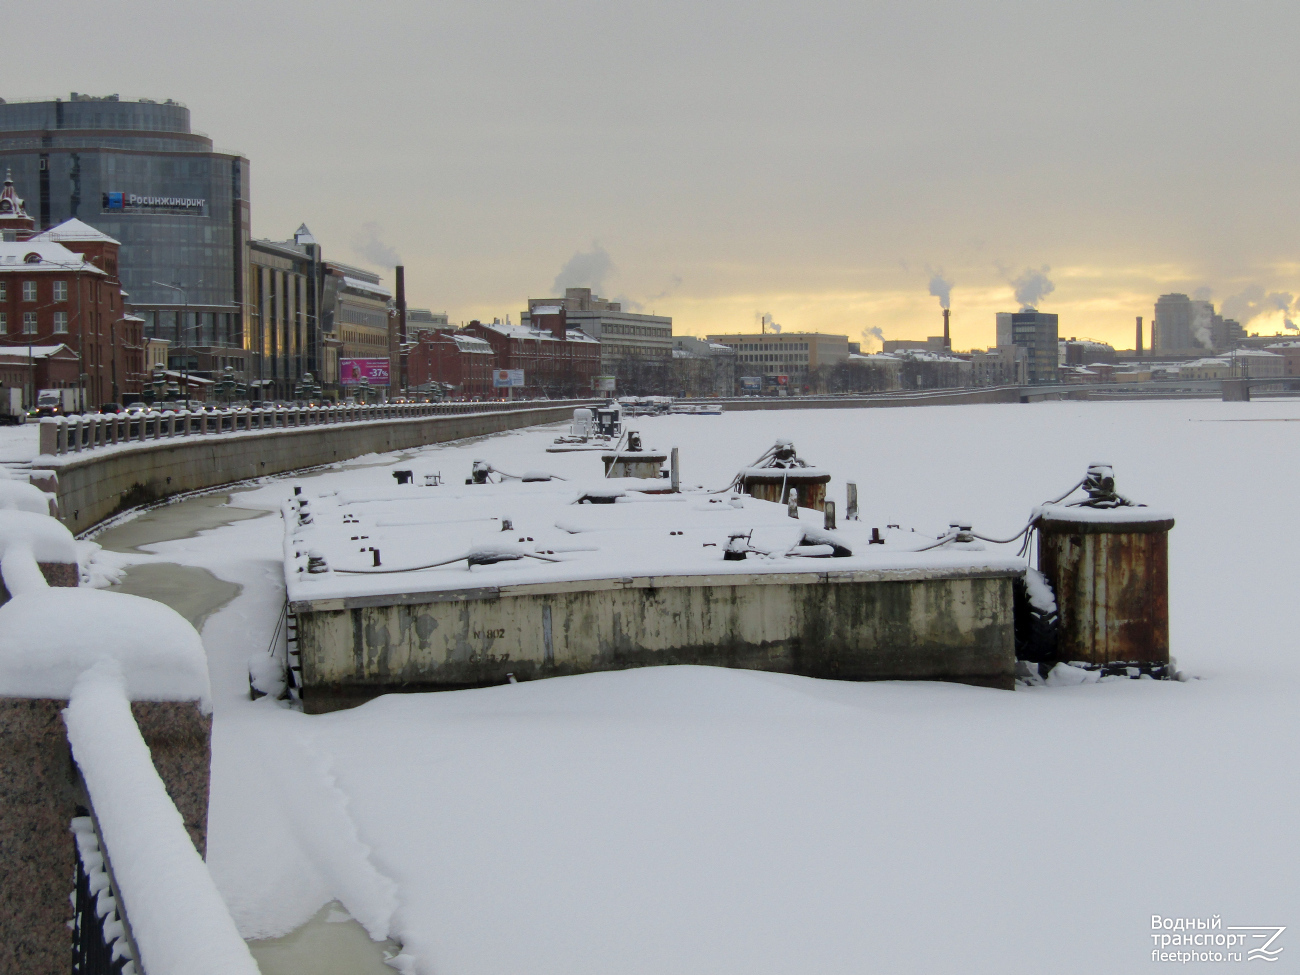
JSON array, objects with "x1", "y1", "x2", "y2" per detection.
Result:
[{"x1": 38, "y1": 417, "x2": 57, "y2": 456}]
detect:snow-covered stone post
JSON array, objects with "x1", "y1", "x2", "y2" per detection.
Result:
[
  {"x1": 38, "y1": 417, "x2": 59, "y2": 456},
  {"x1": 0, "y1": 507, "x2": 217, "y2": 973}
]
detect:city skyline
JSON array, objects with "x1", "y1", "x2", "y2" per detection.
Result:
[{"x1": 9, "y1": 0, "x2": 1299, "y2": 352}]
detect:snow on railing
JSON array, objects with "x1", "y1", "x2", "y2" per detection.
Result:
[
  {"x1": 64, "y1": 663, "x2": 259, "y2": 975},
  {"x1": 37, "y1": 399, "x2": 599, "y2": 457}
]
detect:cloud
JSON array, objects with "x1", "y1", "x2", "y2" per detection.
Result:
[
  {"x1": 646, "y1": 274, "x2": 683, "y2": 304},
  {"x1": 552, "y1": 242, "x2": 614, "y2": 294},
  {"x1": 351, "y1": 222, "x2": 402, "y2": 267},
  {"x1": 862, "y1": 326, "x2": 885, "y2": 349},
  {"x1": 1006, "y1": 264, "x2": 1055, "y2": 310},
  {"x1": 1193, "y1": 286, "x2": 1214, "y2": 301},
  {"x1": 927, "y1": 269, "x2": 953, "y2": 309},
  {"x1": 1221, "y1": 286, "x2": 1296, "y2": 328}
]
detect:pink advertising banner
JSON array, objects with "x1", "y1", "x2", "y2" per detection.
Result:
[{"x1": 339, "y1": 358, "x2": 391, "y2": 386}]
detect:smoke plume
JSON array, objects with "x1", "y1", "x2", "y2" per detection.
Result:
[
  {"x1": 552, "y1": 242, "x2": 614, "y2": 294},
  {"x1": 928, "y1": 270, "x2": 953, "y2": 309},
  {"x1": 862, "y1": 326, "x2": 885, "y2": 350},
  {"x1": 1010, "y1": 265, "x2": 1055, "y2": 310},
  {"x1": 1221, "y1": 286, "x2": 1297, "y2": 331},
  {"x1": 758, "y1": 312, "x2": 782, "y2": 334},
  {"x1": 351, "y1": 222, "x2": 402, "y2": 268},
  {"x1": 1191, "y1": 300, "x2": 1214, "y2": 350}
]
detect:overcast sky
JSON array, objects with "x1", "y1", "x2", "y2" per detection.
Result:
[{"x1": 13, "y1": 0, "x2": 1300, "y2": 349}]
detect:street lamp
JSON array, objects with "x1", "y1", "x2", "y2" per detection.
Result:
[{"x1": 152, "y1": 281, "x2": 190, "y2": 409}]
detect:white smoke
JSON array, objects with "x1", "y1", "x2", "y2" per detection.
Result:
[
  {"x1": 862, "y1": 326, "x2": 884, "y2": 350},
  {"x1": 1191, "y1": 300, "x2": 1214, "y2": 350},
  {"x1": 1010, "y1": 265, "x2": 1055, "y2": 310},
  {"x1": 351, "y1": 222, "x2": 402, "y2": 267},
  {"x1": 758, "y1": 312, "x2": 782, "y2": 334},
  {"x1": 1221, "y1": 286, "x2": 1297, "y2": 330},
  {"x1": 552, "y1": 242, "x2": 614, "y2": 294},
  {"x1": 928, "y1": 270, "x2": 953, "y2": 309}
]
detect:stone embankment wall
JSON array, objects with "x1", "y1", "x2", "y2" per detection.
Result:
[
  {"x1": 45, "y1": 403, "x2": 591, "y2": 531},
  {"x1": 685, "y1": 387, "x2": 1024, "y2": 411}
]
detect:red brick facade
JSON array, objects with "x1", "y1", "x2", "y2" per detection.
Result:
[
  {"x1": 0, "y1": 177, "x2": 144, "y2": 407},
  {"x1": 462, "y1": 318, "x2": 600, "y2": 398},
  {"x1": 405, "y1": 330, "x2": 496, "y2": 399}
]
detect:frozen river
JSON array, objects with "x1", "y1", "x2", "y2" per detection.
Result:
[{"x1": 76, "y1": 400, "x2": 1300, "y2": 974}]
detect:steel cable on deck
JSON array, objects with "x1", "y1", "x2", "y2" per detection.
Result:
[{"x1": 333, "y1": 550, "x2": 564, "y2": 574}]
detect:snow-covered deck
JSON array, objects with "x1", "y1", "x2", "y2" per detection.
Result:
[{"x1": 285, "y1": 471, "x2": 1024, "y2": 704}]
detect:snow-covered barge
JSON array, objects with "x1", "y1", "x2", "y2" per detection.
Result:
[{"x1": 282, "y1": 451, "x2": 1026, "y2": 710}]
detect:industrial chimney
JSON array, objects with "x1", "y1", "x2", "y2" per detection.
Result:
[
  {"x1": 395, "y1": 265, "x2": 407, "y2": 391},
  {"x1": 942, "y1": 307, "x2": 951, "y2": 350},
  {"x1": 1136, "y1": 316, "x2": 1143, "y2": 356}
]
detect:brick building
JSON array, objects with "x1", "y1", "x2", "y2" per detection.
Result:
[
  {"x1": 464, "y1": 312, "x2": 601, "y2": 398},
  {"x1": 405, "y1": 329, "x2": 495, "y2": 399},
  {"x1": 0, "y1": 174, "x2": 144, "y2": 406},
  {"x1": 0, "y1": 199, "x2": 140, "y2": 405},
  {"x1": 0, "y1": 344, "x2": 80, "y2": 403}
]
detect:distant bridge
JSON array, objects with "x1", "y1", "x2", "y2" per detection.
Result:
[{"x1": 683, "y1": 377, "x2": 1300, "y2": 409}]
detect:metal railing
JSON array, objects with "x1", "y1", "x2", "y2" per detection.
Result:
[
  {"x1": 72, "y1": 810, "x2": 139, "y2": 975},
  {"x1": 38, "y1": 399, "x2": 599, "y2": 458}
]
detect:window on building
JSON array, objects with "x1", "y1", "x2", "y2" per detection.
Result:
[
  {"x1": 0, "y1": 312, "x2": 6, "y2": 331},
  {"x1": 23, "y1": 281, "x2": 37, "y2": 302},
  {"x1": 53, "y1": 281, "x2": 68, "y2": 302},
  {"x1": 0, "y1": 282, "x2": 6, "y2": 301},
  {"x1": 53, "y1": 312, "x2": 68, "y2": 334},
  {"x1": 23, "y1": 312, "x2": 37, "y2": 334}
]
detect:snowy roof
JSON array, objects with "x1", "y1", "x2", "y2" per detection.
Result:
[
  {"x1": 453, "y1": 334, "x2": 493, "y2": 354},
  {"x1": 531, "y1": 305, "x2": 563, "y2": 315},
  {"x1": 471, "y1": 320, "x2": 599, "y2": 344},
  {"x1": 342, "y1": 275, "x2": 392, "y2": 299},
  {"x1": 283, "y1": 474, "x2": 1023, "y2": 606},
  {"x1": 29, "y1": 217, "x2": 121, "y2": 245},
  {"x1": 0, "y1": 240, "x2": 105, "y2": 273},
  {"x1": 0, "y1": 343, "x2": 78, "y2": 361}
]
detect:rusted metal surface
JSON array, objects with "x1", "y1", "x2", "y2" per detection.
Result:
[
  {"x1": 741, "y1": 473, "x2": 830, "y2": 511},
  {"x1": 1037, "y1": 517, "x2": 1173, "y2": 666}
]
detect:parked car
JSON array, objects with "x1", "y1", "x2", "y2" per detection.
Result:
[{"x1": 99, "y1": 403, "x2": 123, "y2": 414}]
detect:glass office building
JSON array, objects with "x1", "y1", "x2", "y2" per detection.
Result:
[{"x1": 0, "y1": 94, "x2": 250, "y2": 374}]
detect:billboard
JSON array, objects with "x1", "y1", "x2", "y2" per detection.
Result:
[
  {"x1": 340, "y1": 358, "x2": 391, "y2": 386},
  {"x1": 102, "y1": 191, "x2": 206, "y2": 214},
  {"x1": 593, "y1": 375, "x2": 617, "y2": 391},
  {"x1": 493, "y1": 369, "x2": 525, "y2": 388},
  {"x1": 739, "y1": 376, "x2": 763, "y2": 393}
]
